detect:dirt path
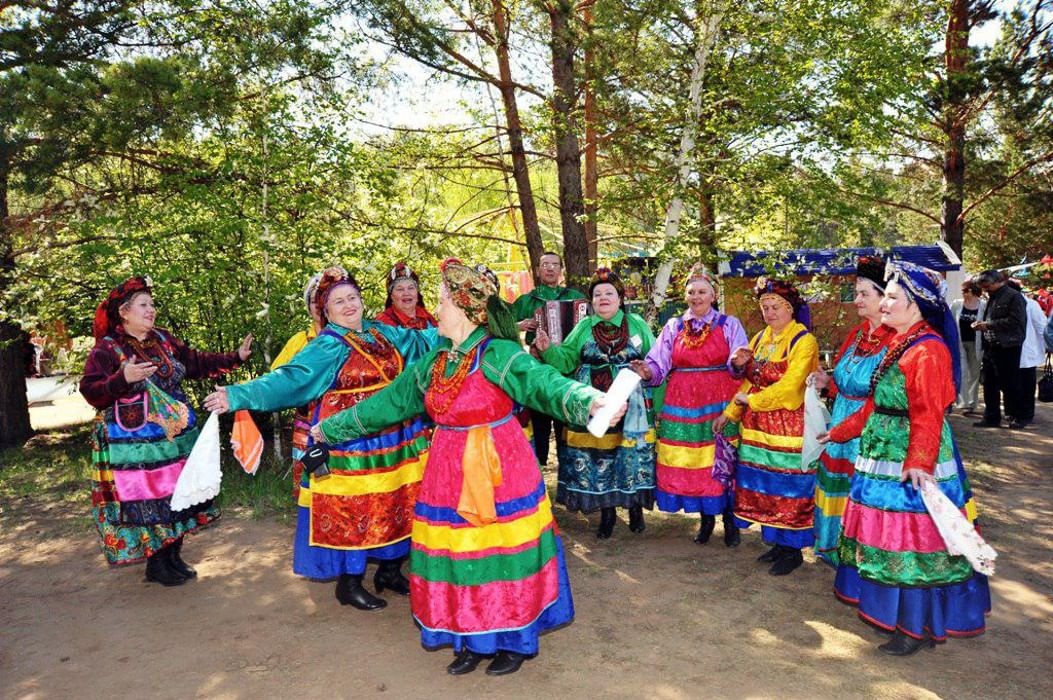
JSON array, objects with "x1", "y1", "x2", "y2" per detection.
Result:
[{"x1": 2, "y1": 404, "x2": 1051, "y2": 699}]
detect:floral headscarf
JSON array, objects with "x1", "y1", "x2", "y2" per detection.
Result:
[
  {"x1": 93, "y1": 276, "x2": 153, "y2": 339},
  {"x1": 440, "y1": 258, "x2": 518, "y2": 341},
  {"x1": 884, "y1": 260, "x2": 960, "y2": 392}
]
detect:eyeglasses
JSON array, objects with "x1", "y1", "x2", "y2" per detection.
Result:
[{"x1": 540, "y1": 262, "x2": 561, "y2": 269}]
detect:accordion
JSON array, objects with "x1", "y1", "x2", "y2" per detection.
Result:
[{"x1": 533, "y1": 299, "x2": 589, "y2": 345}]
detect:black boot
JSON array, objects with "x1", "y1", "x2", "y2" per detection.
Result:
[
  {"x1": 878, "y1": 630, "x2": 932, "y2": 656},
  {"x1": 757, "y1": 545, "x2": 784, "y2": 563},
  {"x1": 447, "y1": 648, "x2": 486, "y2": 675},
  {"x1": 628, "y1": 505, "x2": 645, "y2": 534},
  {"x1": 768, "y1": 548, "x2": 804, "y2": 576},
  {"x1": 596, "y1": 507, "x2": 616, "y2": 539},
  {"x1": 722, "y1": 512, "x2": 741, "y2": 547},
  {"x1": 144, "y1": 549, "x2": 188, "y2": 586},
  {"x1": 374, "y1": 558, "x2": 410, "y2": 596},
  {"x1": 166, "y1": 537, "x2": 197, "y2": 579},
  {"x1": 335, "y1": 573, "x2": 387, "y2": 611},
  {"x1": 486, "y1": 651, "x2": 528, "y2": 676},
  {"x1": 694, "y1": 514, "x2": 716, "y2": 544}
]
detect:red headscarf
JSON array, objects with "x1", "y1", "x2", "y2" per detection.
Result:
[{"x1": 93, "y1": 276, "x2": 152, "y2": 339}]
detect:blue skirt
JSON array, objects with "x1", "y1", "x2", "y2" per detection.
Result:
[{"x1": 292, "y1": 507, "x2": 410, "y2": 578}]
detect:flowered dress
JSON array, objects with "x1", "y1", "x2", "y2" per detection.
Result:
[
  {"x1": 829, "y1": 322, "x2": 990, "y2": 640},
  {"x1": 319, "y1": 328, "x2": 600, "y2": 654},
  {"x1": 540, "y1": 310, "x2": 657, "y2": 513},
  {"x1": 80, "y1": 329, "x2": 243, "y2": 565},
  {"x1": 813, "y1": 322, "x2": 893, "y2": 566},
  {"x1": 225, "y1": 321, "x2": 434, "y2": 578},
  {"x1": 724, "y1": 320, "x2": 819, "y2": 548},
  {"x1": 643, "y1": 309, "x2": 748, "y2": 514}
]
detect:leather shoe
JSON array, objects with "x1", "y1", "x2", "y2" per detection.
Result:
[
  {"x1": 722, "y1": 512, "x2": 741, "y2": 547},
  {"x1": 878, "y1": 631, "x2": 933, "y2": 656},
  {"x1": 447, "y1": 649, "x2": 486, "y2": 675},
  {"x1": 486, "y1": 651, "x2": 527, "y2": 676},
  {"x1": 628, "y1": 505, "x2": 645, "y2": 534},
  {"x1": 1007, "y1": 419, "x2": 1028, "y2": 430},
  {"x1": 757, "y1": 545, "x2": 784, "y2": 563},
  {"x1": 596, "y1": 507, "x2": 616, "y2": 539},
  {"x1": 145, "y1": 550, "x2": 188, "y2": 586},
  {"x1": 768, "y1": 548, "x2": 804, "y2": 575},
  {"x1": 694, "y1": 514, "x2": 716, "y2": 544},
  {"x1": 336, "y1": 574, "x2": 387, "y2": 611},
  {"x1": 166, "y1": 538, "x2": 197, "y2": 579},
  {"x1": 374, "y1": 559, "x2": 410, "y2": 596}
]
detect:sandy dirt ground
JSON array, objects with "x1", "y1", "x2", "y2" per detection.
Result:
[{"x1": 2, "y1": 398, "x2": 1052, "y2": 699}]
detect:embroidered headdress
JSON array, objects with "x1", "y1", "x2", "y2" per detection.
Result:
[
  {"x1": 440, "y1": 258, "x2": 518, "y2": 340},
  {"x1": 885, "y1": 260, "x2": 960, "y2": 392},
  {"x1": 754, "y1": 276, "x2": 811, "y2": 329},
  {"x1": 384, "y1": 262, "x2": 425, "y2": 309},
  {"x1": 589, "y1": 267, "x2": 625, "y2": 299},
  {"x1": 315, "y1": 266, "x2": 361, "y2": 324},
  {"x1": 303, "y1": 273, "x2": 322, "y2": 314},
  {"x1": 93, "y1": 276, "x2": 153, "y2": 339}
]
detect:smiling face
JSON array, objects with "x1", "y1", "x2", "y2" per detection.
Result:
[
  {"x1": 759, "y1": 295, "x2": 793, "y2": 334},
  {"x1": 879, "y1": 281, "x2": 922, "y2": 333},
  {"x1": 391, "y1": 279, "x2": 419, "y2": 316},
  {"x1": 685, "y1": 279, "x2": 715, "y2": 317},
  {"x1": 119, "y1": 292, "x2": 156, "y2": 336},
  {"x1": 324, "y1": 284, "x2": 364, "y2": 330},
  {"x1": 592, "y1": 282, "x2": 621, "y2": 320},
  {"x1": 854, "y1": 279, "x2": 884, "y2": 324},
  {"x1": 539, "y1": 254, "x2": 562, "y2": 286}
]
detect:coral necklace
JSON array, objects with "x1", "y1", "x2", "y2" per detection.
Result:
[{"x1": 426, "y1": 346, "x2": 478, "y2": 415}]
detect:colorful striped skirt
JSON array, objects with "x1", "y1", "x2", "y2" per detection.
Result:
[{"x1": 813, "y1": 393, "x2": 865, "y2": 565}]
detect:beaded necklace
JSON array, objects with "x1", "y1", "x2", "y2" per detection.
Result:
[
  {"x1": 592, "y1": 313, "x2": 629, "y2": 357},
  {"x1": 678, "y1": 318, "x2": 713, "y2": 350},
  {"x1": 125, "y1": 333, "x2": 175, "y2": 379},
  {"x1": 868, "y1": 324, "x2": 928, "y2": 395},
  {"x1": 426, "y1": 340, "x2": 482, "y2": 415}
]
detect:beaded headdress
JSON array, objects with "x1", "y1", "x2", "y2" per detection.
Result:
[
  {"x1": 856, "y1": 255, "x2": 886, "y2": 294},
  {"x1": 303, "y1": 273, "x2": 322, "y2": 313},
  {"x1": 754, "y1": 276, "x2": 810, "y2": 329},
  {"x1": 93, "y1": 276, "x2": 153, "y2": 339},
  {"x1": 589, "y1": 267, "x2": 625, "y2": 299},
  {"x1": 384, "y1": 262, "x2": 425, "y2": 309},
  {"x1": 315, "y1": 266, "x2": 361, "y2": 324}
]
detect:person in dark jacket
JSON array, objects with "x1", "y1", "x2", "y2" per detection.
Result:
[{"x1": 973, "y1": 270, "x2": 1028, "y2": 429}]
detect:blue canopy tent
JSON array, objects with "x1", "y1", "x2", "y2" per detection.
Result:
[{"x1": 718, "y1": 245, "x2": 960, "y2": 278}]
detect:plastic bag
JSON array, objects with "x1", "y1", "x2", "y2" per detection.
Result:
[
  {"x1": 801, "y1": 385, "x2": 831, "y2": 467},
  {"x1": 920, "y1": 479, "x2": 997, "y2": 576},
  {"x1": 170, "y1": 411, "x2": 222, "y2": 511}
]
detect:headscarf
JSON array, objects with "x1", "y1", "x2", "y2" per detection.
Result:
[
  {"x1": 754, "y1": 277, "x2": 811, "y2": 330},
  {"x1": 589, "y1": 267, "x2": 625, "y2": 301},
  {"x1": 384, "y1": 262, "x2": 426, "y2": 310},
  {"x1": 303, "y1": 273, "x2": 322, "y2": 314},
  {"x1": 885, "y1": 260, "x2": 961, "y2": 392},
  {"x1": 93, "y1": 276, "x2": 153, "y2": 339},
  {"x1": 440, "y1": 258, "x2": 518, "y2": 341},
  {"x1": 856, "y1": 255, "x2": 886, "y2": 295},
  {"x1": 315, "y1": 266, "x2": 361, "y2": 325}
]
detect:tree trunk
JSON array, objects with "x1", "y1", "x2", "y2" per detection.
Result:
[
  {"x1": 493, "y1": 1, "x2": 546, "y2": 283},
  {"x1": 942, "y1": 0, "x2": 969, "y2": 259},
  {"x1": 698, "y1": 187, "x2": 717, "y2": 263},
  {"x1": 547, "y1": 1, "x2": 590, "y2": 288},
  {"x1": 0, "y1": 161, "x2": 33, "y2": 448},
  {"x1": 582, "y1": 1, "x2": 599, "y2": 270}
]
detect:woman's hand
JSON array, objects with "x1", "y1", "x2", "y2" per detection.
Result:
[
  {"x1": 730, "y1": 347, "x2": 752, "y2": 368},
  {"x1": 123, "y1": 358, "x2": 158, "y2": 383},
  {"x1": 203, "y1": 386, "x2": 229, "y2": 414},
  {"x1": 629, "y1": 359, "x2": 652, "y2": 381},
  {"x1": 588, "y1": 395, "x2": 628, "y2": 427},
  {"x1": 518, "y1": 318, "x2": 538, "y2": 333},
  {"x1": 309, "y1": 424, "x2": 327, "y2": 444},
  {"x1": 733, "y1": 392, "x2": 750, "y2": 407},
  {"x1": 901, "y1": 468, "x2": 935, "y2": 490},
  {"x1": 816, "y1": 430, "x2": 830, "y2": 444},
  {"x1": 534, "y1": 329, "x2": 551, "y2": 353},
  {"x1": 808, "y1": 371, "x2": 830, "y2": 391},
  {"x1": 712, "y1": 414, "x2": 730, "y2": 434},
  {"x1": 238, "y1": 334, "x2": 254, "y2": 362}
]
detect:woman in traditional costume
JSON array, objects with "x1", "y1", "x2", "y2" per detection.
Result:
[
  {"x1": 80, "y1": 276, "x2": 251, "y2": 585},
  {"x1": 535, "y1": 268, "x2": 657, "y2": 539},
  {"x1": 820, "y1": 261, "x2": 990, "y2": 656},
  {"x1": 631, "y1": 265, "x2": 747, "y2": 546},
  {"x1": 204, "y1": 267, "x2": 435, "y2": 611},
  {"x1": 312, "y1": 258, "x2": 619, "y2": 676},
  {"x1": 713, "y1": 278, "x2": 819, "y2": 575},
  {"x1": 376, "y1": 261, "x2": 438, "y2": 330},
  {"x1": 809, "y1": 256, "x2": 894, "y2": 566}
]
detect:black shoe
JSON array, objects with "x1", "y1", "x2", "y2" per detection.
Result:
[
  {"x1": 768, "y1": 548, "x2": 804, "y2": 575},
  {"x1": 757, "y1": 545, "x2": 783, "y2": 563},
  {"x1": 722, "y1": 512, "x2": 741, "y2": 547},
  {"x1": 447, "y1": 649, "x2": 486, "y2": 675},
  {"x1": 374, "y1": 559, "x2": 410, "y2": 596},
  {"x1": 486, "y1": 651, "x2": 527, "y2": 676},
  {"x1": 878, "y1": 631, "x2": 933, "y2": 656},
  {"x1": 166, "y1": 538, "x2": 197, "y2": 579},
  {"x1": 694, "y1": 514, "x2": 716, "y2": 544},
  {"x1": 1007, "y1": 419, "x2": 1029, "y2": 430},
  {"x1": 335, "y1": 574, "x2": 387, "y2": 611},
  {"x1": 144, "y1": 550, "x2": 188, "y2": 586},
  {"x1": 628, "y1": 505, "x2": 645, "y2": 534},
  {"x1": 972, "y1": 420, "x2": 1001, "y2": 428},
  {"x1": 597, "y1": 507, "x2": 616, "y2": 539}
]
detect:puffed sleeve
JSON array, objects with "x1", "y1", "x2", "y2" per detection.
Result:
[
  {"x1": 746, "y1": 332, "x2": 819, "y2": 413},
  {"x1": 79, "y1": 340, "x2": 140, "y2": 409},
  {"x1": 225, "y1": 333, "x2": 347, "y2": 413},
  {"x1": 164, "y1": 330, "x2": 243, "y2": 381},
  {"x1": 901, "y1": 339, "x2": 955, "y2": 474},
  {"x1": 643, "y1": 317, "x2": 679, "y2": 386}
]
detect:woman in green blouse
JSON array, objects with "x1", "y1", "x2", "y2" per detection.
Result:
[{"x1": 535, "y1": 268, "x2": 657, "y2": 539}]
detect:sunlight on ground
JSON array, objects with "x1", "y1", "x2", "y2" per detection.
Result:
[
  {"x1": 29, "y1": 394, "x2": 95, "y2": 431},
  {"x1": 802, "y1": 620, "x2": 870, "y2": 659}
]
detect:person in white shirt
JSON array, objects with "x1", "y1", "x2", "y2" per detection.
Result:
[
  {"x1": 951, "y1": 279, "x2": 986, "y2": 414},
  {"x1": 1009, "y1": 279, "x2": 1047, "y2": 427}
]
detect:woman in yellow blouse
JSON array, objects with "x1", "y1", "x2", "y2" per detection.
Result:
[{"x1": 713, "y1": 278, "x2": 819, "y2": 575}]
